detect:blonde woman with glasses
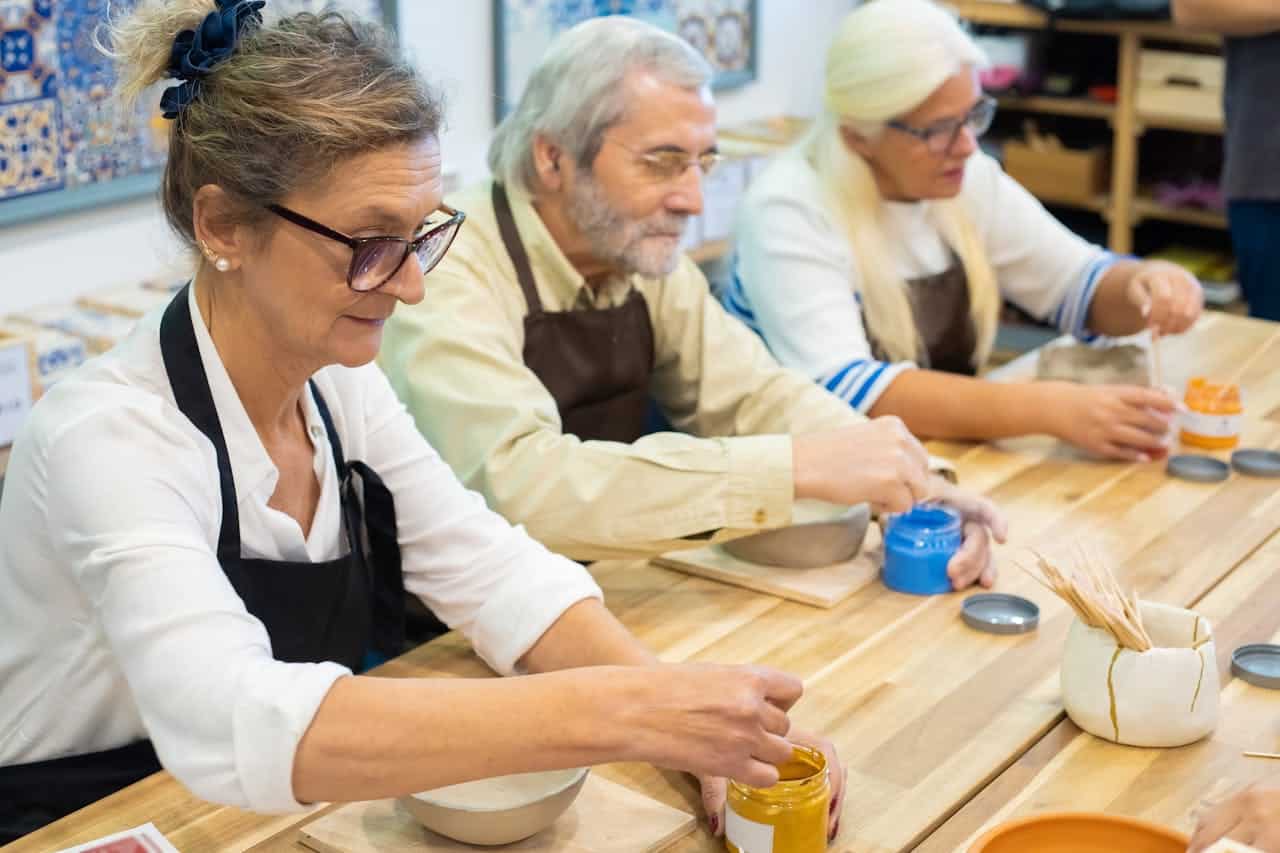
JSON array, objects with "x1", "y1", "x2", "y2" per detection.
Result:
[{"x1": 724, "y1": 0, "x2": 1204, "y2": 462}]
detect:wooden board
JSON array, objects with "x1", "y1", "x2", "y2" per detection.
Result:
[
  {"x1": 652, "y1": 526, "x2": 883, "y2": 608},
  {"x1": 296, "y1": 774, "x2": 695, "y2": 853}
]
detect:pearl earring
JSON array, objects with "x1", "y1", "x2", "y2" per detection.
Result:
[{"x1": 215, "y1": 257, "x2": 231, "y2": 272}]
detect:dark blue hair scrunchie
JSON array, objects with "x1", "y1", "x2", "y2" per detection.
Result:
[{"x1": 160, "y1": 0, "x2": 266, "y2": 119}]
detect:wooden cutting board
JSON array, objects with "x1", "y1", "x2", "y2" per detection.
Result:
[
  {"x1": 296, "y1": 774, "x2": 695, "y2": 853},
  {"x1": 653, "y1": 525, "x2": 883, "y2": 608}
]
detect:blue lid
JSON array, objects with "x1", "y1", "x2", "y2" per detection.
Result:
[{"x1": 882, "y1": 504, "x2": 963, "y2": 596}]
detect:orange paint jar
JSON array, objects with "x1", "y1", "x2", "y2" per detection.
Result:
[{"x1": 1179, "y1": 378, "x2": 1243, "y2": 450}]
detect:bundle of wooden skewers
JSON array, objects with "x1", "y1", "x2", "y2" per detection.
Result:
[{"x1": 1021, "y1": 546, "x2": 1154, "y2": 652}]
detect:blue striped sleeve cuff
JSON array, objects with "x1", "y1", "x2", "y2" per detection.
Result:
[
  {"x1": 819, "y1": 358, "x2": 913, "y2": 414},
  {"x1": 1050, "y1": 252, "x2": 1131, "y2": 342}
]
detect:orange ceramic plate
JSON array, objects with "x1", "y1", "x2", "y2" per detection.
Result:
[{"x1": 969, "y1": 812, "x2": 1190, "y2": 853}]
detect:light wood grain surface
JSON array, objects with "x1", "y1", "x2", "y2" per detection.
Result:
[{"x1": 5, "y1": 315, "x2": 1279, "y2": 853}]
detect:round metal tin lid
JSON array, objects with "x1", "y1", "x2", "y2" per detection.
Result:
[
  {"x1": 1231, "y1": 449, "x2": 1280, "y2": 478},
  {"x1": 1232, "y1": 644, "x2": 1280, "y2": 690},
  {"x1": 961, "y1": 593, "x2": 1040, "y2": 635},
  {"x1": 1166, "y1": 454, "x2": 1231, "y2": 483}
]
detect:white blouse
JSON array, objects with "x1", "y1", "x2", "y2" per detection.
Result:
[
  {"x1": 0, "y1": 285, "x2": 602, "y2": 813},
  {"x1": 725, "y1": 150, "x2": 1118, "y2": 412}
]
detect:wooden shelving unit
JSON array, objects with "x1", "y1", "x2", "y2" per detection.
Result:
[
  {"x1": 1133, "y1": 196, "x2": 1228, "y2": 229},
  {"x1": 949, "y1": 0, "x2": 1226, "y2": 252},
  {"x1": 997, "y1": 94, "x2": 1115, "y2": 121}
]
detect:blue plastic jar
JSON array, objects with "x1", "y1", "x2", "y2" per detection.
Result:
[{"x1": 882, "y1": 504, "x2": 963, "y2": 596}]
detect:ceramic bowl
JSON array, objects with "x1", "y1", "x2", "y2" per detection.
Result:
[
  {"x1": 1036, "y1": 341, "x2": 1151, "y2": 387},
  {"x1": 401, "y1": 767, "x2": 588, "y2": 846},
  {"x1": 721, "y1": 502, "x2": 871, "y2": 568},
  {"x1": 968, "y1": 812, "x2": 1189, "y2": 852}
]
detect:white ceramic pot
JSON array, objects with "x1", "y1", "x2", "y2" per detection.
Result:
[{"x1": 1061, "y1": 600, "x2": 1218, "y2": 748}]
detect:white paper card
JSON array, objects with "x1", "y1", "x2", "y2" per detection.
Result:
[
  {"x1": 54, "y1": 822, "x2": 180, "y2": 853},
  {"x1": 725, "y1": 807, "x2": 774, "y2": 853}
]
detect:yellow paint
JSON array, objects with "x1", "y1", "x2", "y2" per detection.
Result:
[{"x1": 726, "y1": 746, "x2": 830, "y2": 853}]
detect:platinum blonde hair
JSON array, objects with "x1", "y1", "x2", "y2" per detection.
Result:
[
  {"x1": 800, "y1": 0, "x2": 999, "y2": 367},
  {"x1": 488, "y1": 16, "x2": 712, "y2": 195}
]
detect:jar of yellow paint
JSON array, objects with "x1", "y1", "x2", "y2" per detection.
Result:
[
  {"x1": 1180, "y1": 377, "x2": 1243, "y2": 450},
  {"x1": 725, "y1": 745, "x2": 830, "y2": 853}
]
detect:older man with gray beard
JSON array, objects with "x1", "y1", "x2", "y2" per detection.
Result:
[{"x1": 380, "y1": 17, "x2": 1004, "y2": 577}]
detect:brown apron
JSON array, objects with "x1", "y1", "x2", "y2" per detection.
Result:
[
  {"x1": 491, "y1": 183, "x2": 656, "y2": 443},
  {"x1": 868, "y1": 256, "x2": 979, "y2": 376}
]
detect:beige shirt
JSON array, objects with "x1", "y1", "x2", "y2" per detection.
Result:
[{"x1": 380, "y1": 181, "x2": 865, "y2": 561}]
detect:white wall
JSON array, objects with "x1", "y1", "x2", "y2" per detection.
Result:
[{"x1": 0, "y1": 0, "x2": 853, "y2": 315}]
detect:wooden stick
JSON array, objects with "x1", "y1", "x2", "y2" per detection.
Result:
[
  {"x1": 1243, "y1": 751, "x2": 1280, "y2": 760},
  {"x1": 1149, "y1": 330, "x2": 1163, "y2": 390}
]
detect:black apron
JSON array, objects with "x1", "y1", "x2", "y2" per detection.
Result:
[
  {"x1": 492, "y1": 183, "x2": 656, "y2": 443},
  {"x1": 867, "y1": 257, "x2": 980, "y2": 376},
  {"x1": 0, "y1": 285, "x2": 429, "y2": 843}
]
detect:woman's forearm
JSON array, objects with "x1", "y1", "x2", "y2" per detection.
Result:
[
  {"x1": 868, "y1": 369, "x2": 1065, "y2": 441},
  {"x1": 292, "y1": 600, "x2": 657, "y2": 803},
  {"x1": 292, "y1": 665, "x2": 642, "y2": 804},
  {"x1": 1085, "y1": 261, "x2": 1148, "y2": 337},
  {"x1": 519, "y1": 598, "x2": 659, "y2": 672}
]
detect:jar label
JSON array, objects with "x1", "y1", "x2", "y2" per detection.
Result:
[
  {"x1": 1180, "y1": 410, "x2": 1242, "y2": 438},
  {"x1": 726, "y1": 808, "x2": 775, "y2": 853}
]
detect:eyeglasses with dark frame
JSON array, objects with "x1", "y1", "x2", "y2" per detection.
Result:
[
  {"x1": 886, "y1": 95, "x2": 998, "y2": 156},
  {"x1": 604, "y1": 137, "x2": 725, "y2": 183},
  {"x1": 266, "y1": 203, "x2": 466, "y2": 292}
]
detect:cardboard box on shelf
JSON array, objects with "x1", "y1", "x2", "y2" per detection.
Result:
[
  {"x1": 11, "y1": 305, "x2": 138, "y2": 355},
  {"x1": 1004, "y1": 139, "x2": 1109, "y2": 207},
  {"x1": 0, "y1": 331, "x2": 36, "y2": 448},
  {"x1": 1137, "y1": 49, "x2": 1224, "y2": 126},
  {"x1": 0, "y1": 323, "x2": 87, "y2": 398},
  {"x1": 77, "y1": 284, "x2": 174, "y2": 318}
]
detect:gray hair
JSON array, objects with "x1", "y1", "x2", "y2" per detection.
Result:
[{"x1": 488, "y1": 16, "x2": 712, "y2": 195}]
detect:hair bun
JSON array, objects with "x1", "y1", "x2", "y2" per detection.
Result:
[{"x1": 160, "y1": 0, "x2": 264, "y2": 119}]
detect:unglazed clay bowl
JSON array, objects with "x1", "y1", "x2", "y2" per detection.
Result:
[
  {"x1": 721, "y1": 501, "x2": 871, "y2": 568},
  {"x1": 400, "y1": 767, "x2": 588, "y2": 846}
]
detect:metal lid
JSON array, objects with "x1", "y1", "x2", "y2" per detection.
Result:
[
  {"x1": 1232, "y1": 644, "x2": 1280, "y2": 690},
  {"x1": 1167, "y1": 454, "x2": 1231, "y2": 483},
  {"x1": 1231, "y1": 449, "x2": 1280, "y2": 478},
  {"x1": 961, "y1": 594, "x2": 1040, "y2": 635}
]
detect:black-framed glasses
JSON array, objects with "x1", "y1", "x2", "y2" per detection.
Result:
[
  {"x1": 604, "y1": 138, "x2": 724, "y2": 183},
  {"x1": 267, "y1": 203, "x2": 466, "y2": 292},
  {"x1": 886, "y1": 95, "x2": 997, "y2": 156}
]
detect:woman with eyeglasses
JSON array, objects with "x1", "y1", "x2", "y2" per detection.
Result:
[
  {"x1": 0, "y1": 1, "x2": 813, "y2": 842},
  {"x1": 724, "y1": 0, "x2": 1204, "y2": 461}
]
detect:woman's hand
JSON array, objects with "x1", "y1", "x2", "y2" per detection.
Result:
[
  {"x1": 1125, "y1": 260, "x2": 1204, "y2": 336},
  {"x1": 697, "y1": 730, "x2": 847, "y2": 843},
  {"x1": 1188, "y1": 785, "x2": 1280, "y2": 852},
  {"x1": 1047, "y1": 382, "x2": 1178, "y2": 462},
  {"x1": 616, "y1": 663, "x2": 802, "y2": 789},
  {"x1": 929, "y1": 477, "x2": 1009, "y2": 589}
]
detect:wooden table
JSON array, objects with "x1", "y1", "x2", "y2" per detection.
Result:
[{"x1": 7, "y1": 313, "x2": 1280, "y2": 853}]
